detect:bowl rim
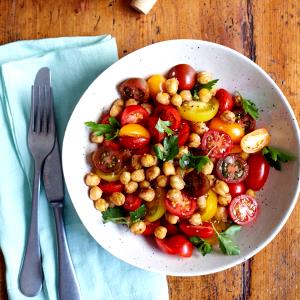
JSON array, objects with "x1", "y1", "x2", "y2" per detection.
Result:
[{"x1": 62, "y1": 39, "x2": 300, "y2": 276}]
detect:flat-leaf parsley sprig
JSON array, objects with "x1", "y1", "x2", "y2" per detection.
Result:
[{"x1": 85, "y1": 117, "x2": 120, "y2": 140}]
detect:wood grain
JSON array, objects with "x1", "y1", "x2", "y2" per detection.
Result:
[{"x1": 0, "y1": 1, "x2": 299, "y2": 299}]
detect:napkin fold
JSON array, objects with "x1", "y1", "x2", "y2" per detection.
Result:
[{"x1": 0, "y1": 35, "x2": 168, "y2": 300}]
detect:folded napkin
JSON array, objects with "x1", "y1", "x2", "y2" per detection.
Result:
[{"x1": 0, "y1": 35, "x2": 168, "y2": 300}]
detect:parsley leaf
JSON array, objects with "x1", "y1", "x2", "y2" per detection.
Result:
[
  {"x1": 212, "y1": 224, "x2": 241, "y2": 255},
  {"x1": 154, "y1": 136, "x2": 179, "y2": 161},
  {"x1": 85, "y1": 117, "x2": 120, "y2": 140},
  {"x1": 155, "y1": 118, "x2": 174, "y2": 136},
  {"x1": 129, "y1": 204, "x2": 146, "y2": 224},
  {"x1": 191, "y1": 83, "x2": 200, "y2": 100},
  {"x1": 179, "y1": 153, "x2": 210, "y2": 172},
  {"x1": 191, "y1": 80, "x2": 219, "y2": 100},
  {"x1": 262, "y1": 146, "x2": 295, "y2": 171},
  {"x1": 102, "y1": 207, "x2": 129, "y2": 225},
  {"x1": 201, "y1": 79, "x2": 219, "y2": 90},
  {"x1": 189, "y1": 236, "x2": 213, "y2": 256},
  {"x1": 236, "y1": 92, "x2": 259, "y2": 119}
]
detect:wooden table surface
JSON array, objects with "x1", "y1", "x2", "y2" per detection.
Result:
[{"x1": 0, "y1": 1, "x2": 299, "y2": 299}]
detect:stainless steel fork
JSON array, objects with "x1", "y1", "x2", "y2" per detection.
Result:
[{"x1": 19, "y1": 68, "x2": 55, "y2": 297}]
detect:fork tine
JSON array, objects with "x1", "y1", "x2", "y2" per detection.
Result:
[
  {"x1": 48, "y1": 88, "x2": 55, "y2": 134},
  {"x1": 41, "y1": 86, "x2": 49, "y2": 133},
  {"x1": 29, "y1": 86, "x2": 36, "y2": 132},
  {"x1": 36, "y1": 86, "x2": 43, "y2": 133}
]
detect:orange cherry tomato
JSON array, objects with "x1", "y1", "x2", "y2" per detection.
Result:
[
  {"x1": 240, "y1": 128, "x2": 271, "y2": 153},
  {"x1": 119, "y1": 124, "x2": 150, "y2": 139},
  {"x1": 209, "y1": 117, "x2": 245, "y2": 143},
  {"x1": 147, "y1": 74, "x2": 166, "y2": 99}
]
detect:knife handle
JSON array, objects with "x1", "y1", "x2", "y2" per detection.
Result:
[{"x1": 53, "y1": 204, "x2": 81, "y2": 300}]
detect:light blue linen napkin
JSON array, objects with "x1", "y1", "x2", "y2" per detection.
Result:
[{"x1": 0, "y1": 35, "x2": 168, "y2": 300}]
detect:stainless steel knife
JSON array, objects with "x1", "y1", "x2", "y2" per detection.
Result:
[{"x1": 43, "y1": 77, "x2": 81, "y2": 300}]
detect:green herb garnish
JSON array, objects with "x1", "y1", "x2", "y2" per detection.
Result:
[
  {"x1": 201, "y1": 79, "x2": 219, "y2": 90},
  {"x1": 179, "y1": 152, "x2": 210, "y2": 173},
  {"x1": 153, "y1": 136, "x2": 179, "y2": 161},
  {"x1": 236, "y1": 92, "x2": 259, "y2": 120},
  {"x1": 191, "y1": 79, "x2": 219, "y2": 100},
  {"x1": 189, "y1": 236, "x2": 213, "y2": 256},
  {"x1": 155, "y1": 118, "x2": 174, "y2": 136},
  {"x1": 85, "y1": 117, "x2": 120, "y2": 140},
  {"x1": 129, "y1": 204, "x2": 146, "y2": 224},
  {"x1": 262, "y1": 146, "x2": 295, "y2": 171}
]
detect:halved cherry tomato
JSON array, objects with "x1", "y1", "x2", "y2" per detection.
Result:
[
  {"x1": 145, "y1": 188, "x2": 166, "y2": 222},
  {"x1": 202, "y1": 130, "x2": 233, "y2": 158},
  {"x1": 92, "y1": 148, "x2": 123, "y2": 173},
  {"x1": 179, "y1": 222, "x2": 214, "y2": 239},
  {"x1": 154, "y1": 105, "x2": 181, "y2": 130},
  {"x1": 123, "y1": 194, "x2": 142, "y2": 211},
  {"x1": 119, "y1": 136, "x2": 150, "y2": 149},
  {"x1": 216, "y1": 154, "x2": 249, "y2": 183},
  {"x1": 94, "y1": 169, "x2": 121, "y2": 182},
  {"x1": 233, "y1": 108, "x2": 256, "y2": 133},
  {"x1": 200, "y1": 189, "x2": 218, "y2": 221},
  {"x1": 179, "y1": 98, "x2": 219, "y2": 122},
  {"x1": 102, "y1": 139, "x2": 121, "y2": 151},
  {"x1": 209, "y1": 117, "x2": 245, "y2": 143},
  {"x1": 99, "y1": 181, "x2": 123, "y2": 194},
  {"x1": 147, "y1": 74, "x2": 166, "y2": 99},
  {"x1": 118, "y1": 78, "x2": 150, "y2": 102},
  {"x1": 145, "y1": 116, "x2": 165, "y2": 143},
  {"x1": 120, "y1": 105, "x2": 149, "y2": 126},
  {"x1": 165, "y1": 192, "x2": 197, "y2": 219},
  {"x1": 229, "y1": 194, "x2": 258, "y2": 225},
  {"x1": 119, "y1": 124, "x2": 150, "y2": 138},
  {"x1": 177, "y1": 121, "x2": 190, "y2": 146},
  {"x1": 155, "y1": 237, "x2": 176, "y2": 255},
  {"x1": 215, "y1": 89, "x2": 234, "y2": 116},
  {"x1": 240, "y1": 128, "x2": 271, "y2": 153},
  {"x1": 227, "y1": 182, "x2": 246, "y2": 198},
  {"x1": 142, "y1": 220, "x2": 160, "y2": 236},
  {"x1": 184, "y1": 171, "x2": 210, "y2": 198},
  {"x1": 245, "y1": 154, "x2": 270, "y2": 191},
  {"x1": 167, "y1": 64, "x2": 197, "y2": 90}
]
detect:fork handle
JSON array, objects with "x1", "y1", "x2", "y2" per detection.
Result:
[
  {"x1": 52, "y1": 204, "x2": 81, "y2": 300},
  {"x1": 19, "y1": 163, "x2": 43, "y2": 297}
]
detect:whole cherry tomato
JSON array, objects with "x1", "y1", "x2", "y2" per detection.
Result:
[
  {"x1": 167, "y1": 64, "x2": 197, "y2": 90},
  {"x1": 119, "y1": 136, "x2": 150, "y2": 149},
  {"x1": 99, "y1": 181, "x2": 123, "y2": 194},
  {"x1": 177, "y1": 121, "x2": 190, "y2": 146},
  {"x1": 147, "y1": 74, "x2": 166, "y2": 99},
  {"x1": 120, "y1": 105, "x2": 149, "y2": 126},
  {"x1": 118, "y1": 78, "x2": 149, "y2": 102},
  {"x1": 145, "y1": 116, "x2": 165, "y2": 143},
  {"x1": 102, "y1": 139, "x2": 121, "y2": 151},
  {"x1": 179, "y1": 222, "x2": 214, "y2": 239},
  {"x1": 142, "y1": 220, "x2": 161, "y2": 236},
  {"x1": 123, "y1": 194, "x2": 142, "y2": 211},
  {"x1": 227, "y1": 182, "x2": 246, "y2": 198},
  {"x1": 215, "y1": 88, "x2": 234, "y2": 116}
]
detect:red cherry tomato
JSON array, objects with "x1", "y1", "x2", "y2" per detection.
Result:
[
  {"x1": 202, "y1": 129, "x2": 233, "y2": 158},
  {"x1": 119, "y1": 136, "x2": 150, "y2": 149},
  {"x1": 215, "y1": 89, "x2": 234, "y2": 116},
  {"x1": 131, "y1": 144, "x2": 151, "y2": 155},
  {"x1": 155, "y1": 237, "x2": 177, "y2": 255},
  {"x1": 142, "y1": 220, "x2": 160, "y2": 236},
  {"x1": 123, "y1": 194, "x2": 142, "y2": 211},
  {"x1": 154, "y1": 105, "x2": 181, "y2": 130},
  {"x1": 233, "y1": 109, "x2": 256, "y2": 133},
  {"x1": 177, "y1": 121, "x2": 190, "y2": 146},
  {"x1": 145, "y1": 116, "x2": 165, "y2": 143},
  {"x1": 92, "y1": 148, "x2": 123, "y2": 173},
  {"x1": 99, "y1": 181, "x2": 123, "y2": 194},
  {"x1": 184, "y1": 171, "x2": 210, "y2": 198},
  {"x1": 216, "y1": 154, "x2": 249, "y2": 183},
  {"x1": 102, "y1": 139, "x2": 121, "y2": 151},
  {"x1": 118, "y1": 78, "x2": 150, "y2": 102},
  {"x1": 120, "y1": 105, "x2": 149, "y2": 126},
  {"x1": 160, "y1": 218, "x2": 179, "y2": 236},
  {"x1": 245, "y1": 154, "x2": 270, "y2": 191},
  {"x1": 167, "y1": 64, "x2": 197, "y2": 90},
  {"x1": 166, "y1": 235, "x2": 194, "y2": 257},
  {"x1": 227, "y1": 182, "x2": 246, "y2": 198},
  {"x1": 229, "y1": 194, "x2": 258, "y2": 225},
  {"x1": 100, "y1": 113, "x2": 110, "y2": 124},
  {"x1": 179, "y1": 222, "x2": 214, "y2": 239},
  {"x1": 165, "y1": 192, "x2": 197, "y2": 219}
]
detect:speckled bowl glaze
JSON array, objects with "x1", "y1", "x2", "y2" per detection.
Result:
[{"x1": 62, "y1": 40, "x2": 300, "y2": 276}]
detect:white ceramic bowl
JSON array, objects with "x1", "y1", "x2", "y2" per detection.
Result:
[{"x1": 62, "y1": 40, "x2": 300, "y2": 276}]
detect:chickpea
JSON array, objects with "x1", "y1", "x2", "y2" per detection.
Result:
[
  {"x1": 139, "y1": 188, "x2": 155, "y2": 202},
  {"x1": 189, "y1": 213, "x2": 202, "y2": 226},
  {"x1": 89, "y1": 186, "x2": 103, "y2": 201},
  {"x1": 240, "y1": 151, "x2": 250, "y2": 161},
  {"x1": 130, "y1": 221, "x2": 146, "y2": 234},
  {"x1": 131, "y1": 169, "x2": 145, "y2": 183},
  {"x1": 246, "y1": 189, "x2": 256, "y2": 198},
  {"x1": 156, "y1": 92, "x2": 170, "y2": 105},
  {"x1": 197, "y1": 71, "x2": 213, "y2": 84},
  {"x1": 198, "y1": 88, "x2": 212, "y2": 103},
  {"x1": 109, "y1": 192, "x2": 125, "y2": 206},
  {"x1": 218, "y1": 193, "x2": 232, "y2": 206},
  {"x1": 120, "y1": 171, "x2": 131, "y2": 185},
  {"x1": 214, "y1": 206, "x2": 228, "y2": 222},
  {"x1": 109, "y1": 99, "x2": 124, "y2": 117},
  {"x1": 124, "y1": 181, "x2": 138, "y2": 194},
  {"x1": 131, "y1": 155, "x2": 142, "y2": 170},
  {"x1": 141, "y1": 154, "x2": 155, "y2": 167},
  {"x1": 154, "y1": 226, "x2": 168, "y2": 239},
  {"x1": 170, "y1": 94, "x2": 183, "y2": 107},
  {"x1": 167, "y1": 189, "x2": 183, "y2": 203},
  {"x1": 192, "y1": 122, "x2": 209, "y2": 135},
  {"x1": 125, "y1": 98, "x2": 139, "y2": 106},
  {"x1": 207, "y1": 174, "x2": 216, "y2": 187},
  {"x1": 179, "y1": 90, "x2": 192, "y2": 102},
  {"x1": 141, "y1": 103, "x2": 153, "y2": 115},
  {"x1": 94, "y1": 198, "x2": 109, "y2": 212},
  {"x1": 170, "y1": 175, "x2": 185, "y2": 190},
  {"x1": 85, "y1": 172, "x2": 100, "y2": 186},
  {"x1": 220, "y1": 110, "x2": 236, "y2": 124},
  {"x1": 197, "y1": 195, "x2": 207, "y2": 210},
  {"x1": 165, "y1": 212, "x2": 179, "y2": 224},
  {"x1": 90, "y1": 133, "x2": 104, "y2": 144},
  {"x1": 163, "y1": 161, "x2": 176, "y2": 176},
  {"x1": 156, "y1": 175, "x2": 169, "y2": 188},
  {"x1": 175, "y1": 166, "x2": 185, "y2": 178},
  {"x1": 188, "y1": 133, "x2": 201, "y2": 148},
  {"x1": 201, "y1": 160, "x2": 214, "y2": 175},
  {"x1": 146, "y1": 166, "x2": 161, "y2": 181},
  {"x1": 176, "y1": 146, "x2": 189, "y2": 159},
  {"x1": 139, "y1": 180, "x2": 150, "y2": 189},
  {"x1": 213, "y1": 180, "x2": 230, "y2": 196},
  {"x1": 165, "y1": 77, "x2": 179, "y2": 95}
]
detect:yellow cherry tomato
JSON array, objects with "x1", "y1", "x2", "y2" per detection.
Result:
[
  {"x1": 201, "y1": 189, "x2": 218, "y2": 221},
  {"x1": 119, "y1": 124, "x2": 150, "y2": 139},
  {"x1": 94, "y1": 169, "x2": 120, "y2": 182},
  {"x1": 147, "y1": 74, "x2": 166, "y2": 98},
  {"x1": 145, "y1": 188, "x2": 166, "y2": 222},
  {"x1": 240, "y1": 128, "x2": 271, "y2": 153},
  {"x1": 209, "y1": 117, "x2": 245, "y2": 143}
]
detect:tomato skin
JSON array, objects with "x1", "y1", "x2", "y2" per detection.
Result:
[
  {"x1": 184, "y1": 171, "x2": 210, "y2": 198},
  {"x1": 177, "y1": 121, "x2": 190, "y2": 146},
  {"x1": 120, "y1": 105, "x2": 149, "y2": 126},
  {"x1": 166, "y1": 235, "x2": 194, "y2": 257},
  {"x1": 142, "y1": 220, "x2": 161, "y2": 236},
  {"x1": 215, "y1": 89, "x2": 234, "y2": 116},
  {"x1": 119, "y1": 136, "x2": 150, "y2": 149},
  {"x1": 147, "y1": 74, "x2": 166, "y2": 99},
  {"x1": 200, "y1": 189, "x2": 218, "y2": 221},
  {"x1": 100, "y1": 113, "x2": 110, "y2": 124},
  {"x1": 145, "y1": 116, "x2": 165, "y2": 143},
  {"x1": 145, "y1": 187, "x2": 166, "y2": 222},
  {"x1": 118, "y1": 78, "x2": 150, "y2": 102},
  {"x1": 154, "y1": 105, "x2": 181, "y2": 130},
  {"x1": 94, "y1": 169, "x2": 121, "y2": 182},
  {"x1": 155, "y1": 237, "x2": 177, "y2": 255},
  {"x1": 245, "y1": 154, "x2": 270, "y2": 191},
  {"x1": 227, "y1": 182, "x2": 246, "y2": 198},
  {"x1": 179, "y1": 222, "x2": 214, "y2": 239},
  {"x1": 99, "y1": 181, "x2": 123, "y2": 194},
  {"x1": 167, "y1": 64, "x2": 197, "y2": 90},
  {"x1": 92, "y1": 148, "x2": 123, "y2": 173},
  {"x1": 131, "y1": 144, "x2": 151, "y2": 155},
  {"x1": 102, "y1": 139, "x2": 121, "y2": 151},
  {"x1": 123, "y1": 194, "x2": 142, "y2": 211},
  {"x1": 119, "y1": 124, "x2": 150, "y2": 139},
  {"x1": 240, "y1": 128, "x2": 271, "y2": 154},
  {"x1": 233, "y1": 108, "x2": 256, "y2": 133}
]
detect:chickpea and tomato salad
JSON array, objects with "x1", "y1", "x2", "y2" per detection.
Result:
[{"x1": 84, "y1": 64, "x2": 294, "y2": 258}]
